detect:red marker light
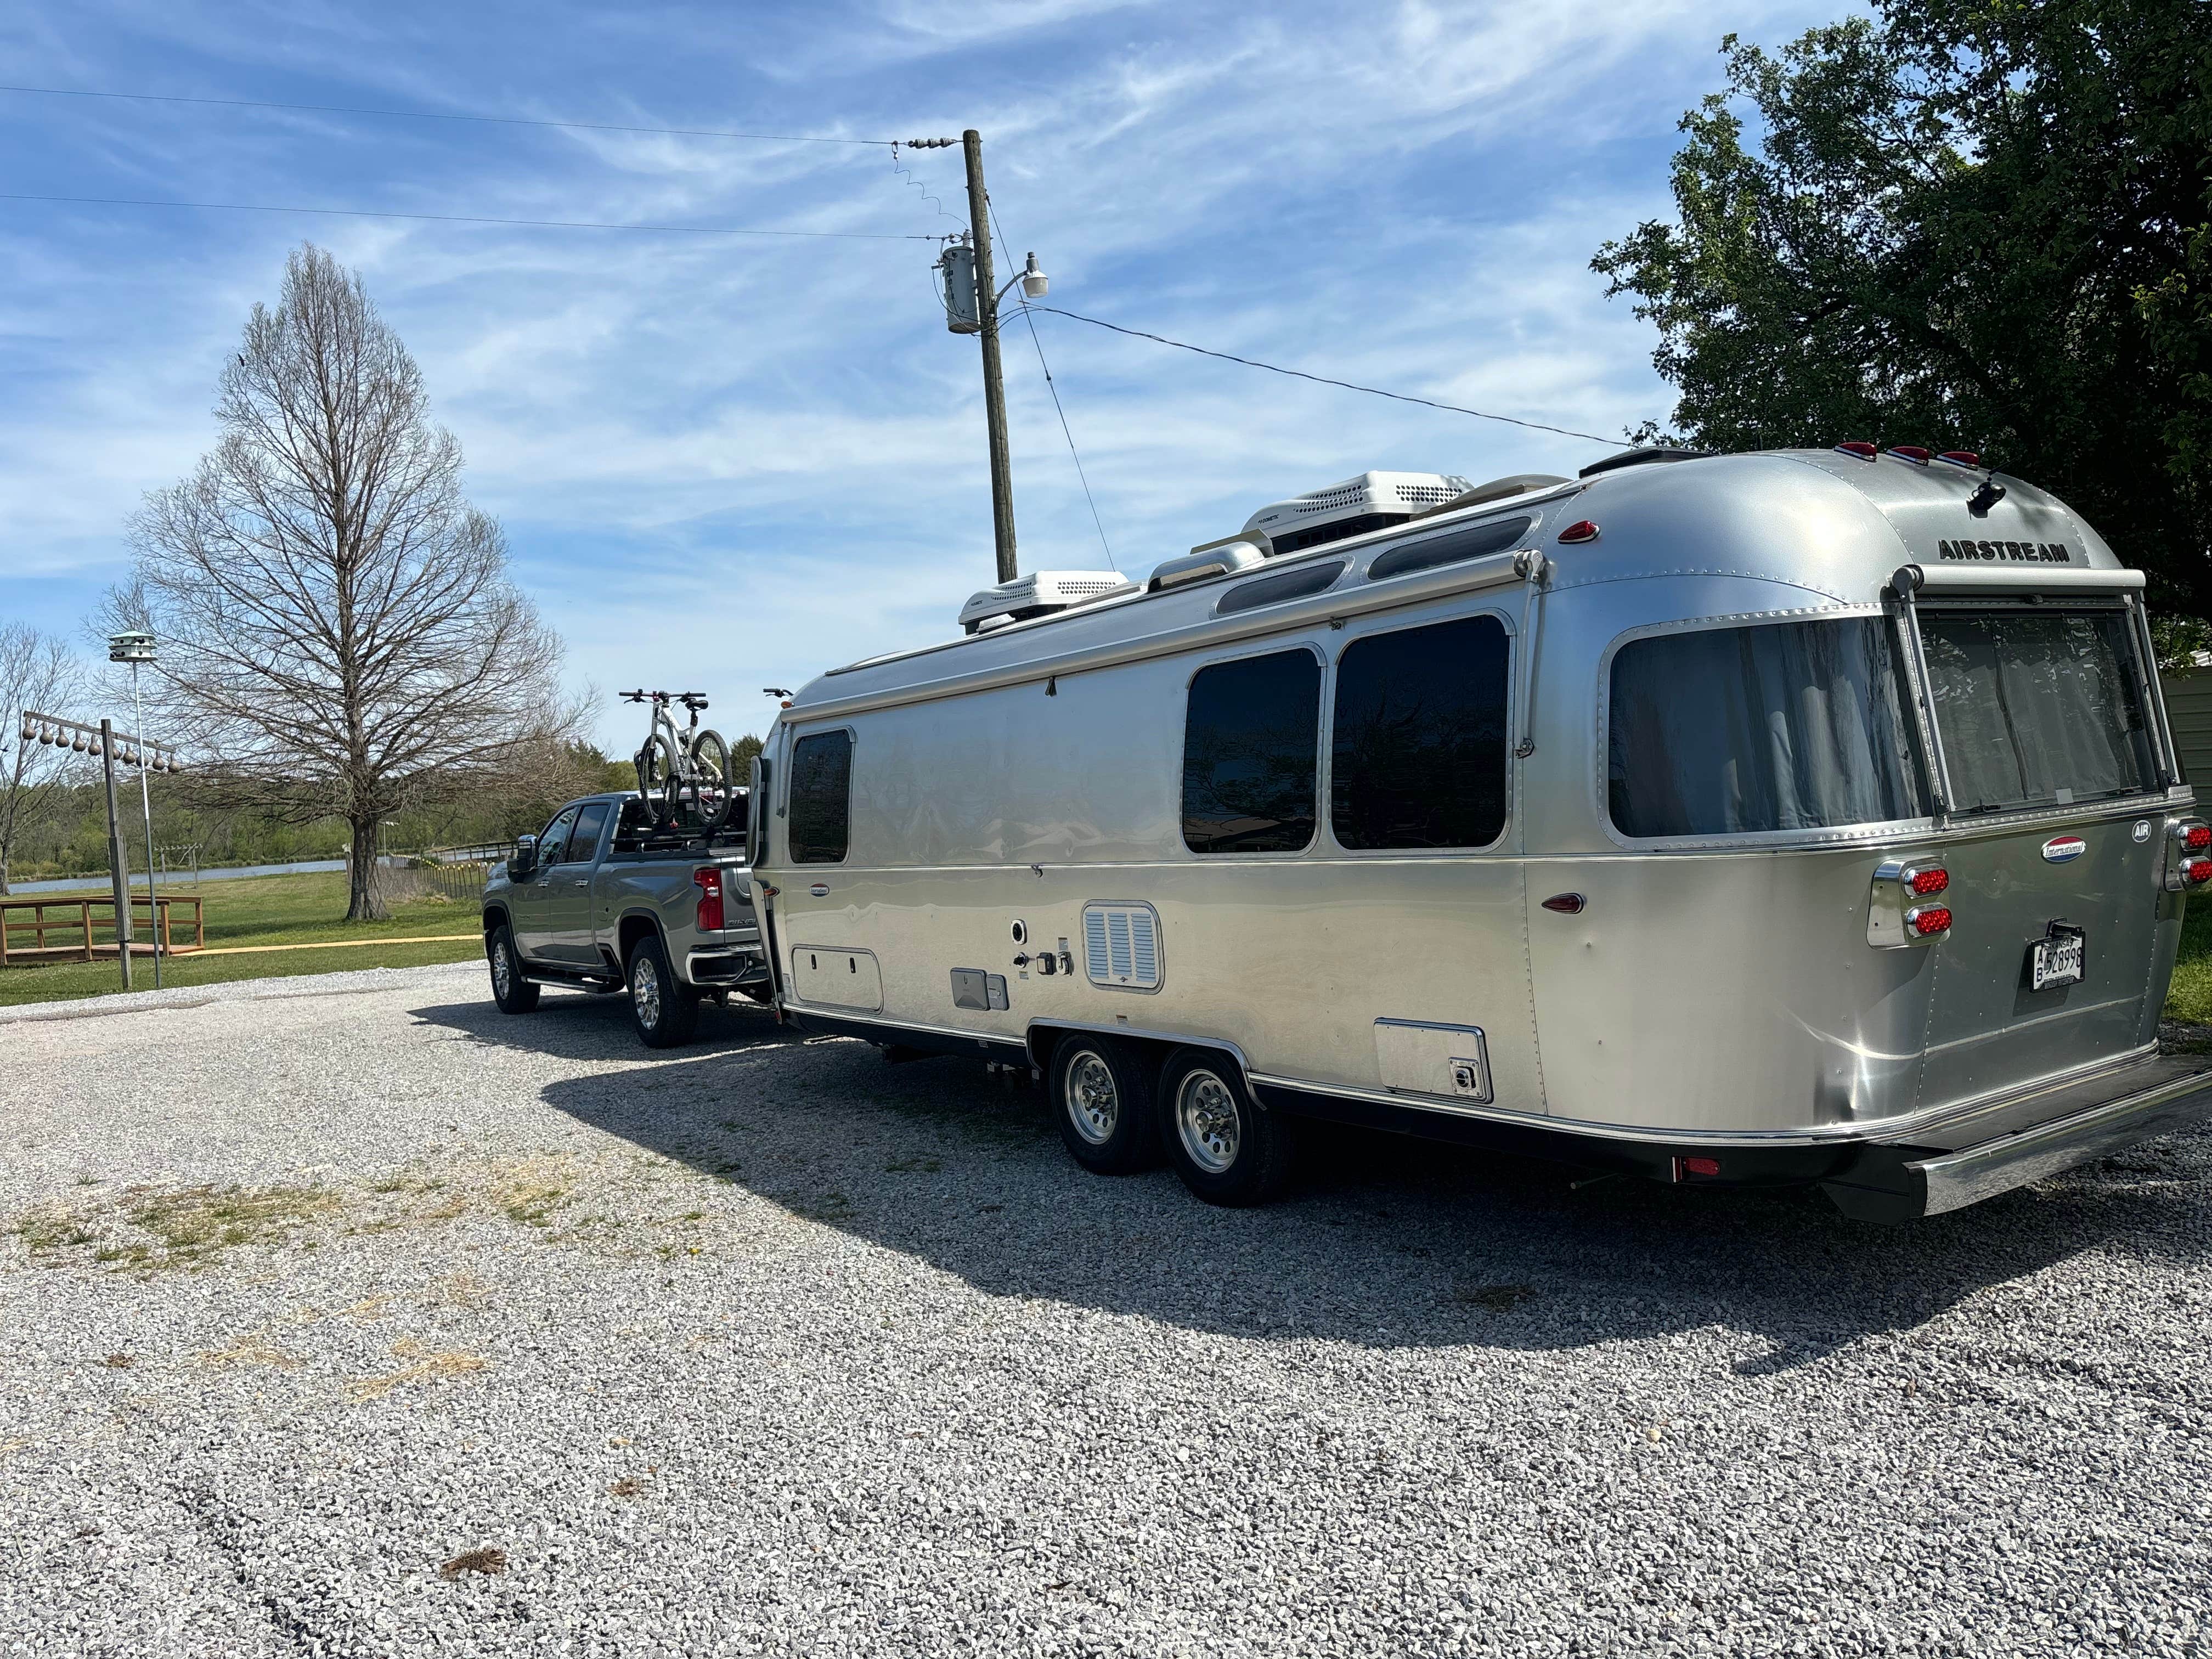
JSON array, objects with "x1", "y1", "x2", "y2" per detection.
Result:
[
  {"x1": 1888, "y1": 445, "x2": 1931, "y2": 464},
  {"x1": 1906, "y1": 866, "x2": 1949, "y2": 897},
  {"x1": 1937, "y1": 450, "x2": 1982, "y2": 468},
  {"x1": 1835, "y1": 441, "x2": 1878, "y2": 460},
  {"x1": 1678, "y1": 1156, "x2": 1722, "y2": 1178},
  {"x1": 1908, "y1": 905, "x2": 1952, "y2": 938},
  {"x1": 1541, "y1": 893, "x2": 1587, "y2": 914},
  {"x1": 1556, "y1": 520, "x2": 1600, "y2": 545},
  {"x1": 693, "y1": 866, "x2": 725, "y2": 932}
]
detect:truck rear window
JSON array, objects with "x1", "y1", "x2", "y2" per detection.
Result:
[
  {"x1": 1609, "y1": 617, "x2": 1926, "y2": 837},
  {"x1": 1920, "y1": 608, "x2": 2158, "y2": 814}
]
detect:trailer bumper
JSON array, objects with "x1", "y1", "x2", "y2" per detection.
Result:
[{"x1": 1821, "y1": 1054, "x2": 2212, "y2": 1223}]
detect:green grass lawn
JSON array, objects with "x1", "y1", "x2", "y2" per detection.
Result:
[
  {"x1": 2162, "y1": 902, "x2": 2212, "y2": 1026},
  {"x1": 0, "y1": 870, "x2": 484, "y2": 1007}
]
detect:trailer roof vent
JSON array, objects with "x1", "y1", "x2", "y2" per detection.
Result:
[
  {"x1": 1240, "y1": 471, "x2": 1472, "y2": 558},
  {"x1": 958, "y1": 570, "x2": 1137, "y2": 635}
]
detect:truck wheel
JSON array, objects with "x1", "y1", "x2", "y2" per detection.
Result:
[
  {"x1": 1049, "y1": 1036, "x2": 1158, "y2": 1175},
  {"x1": 487, "y1": 924, "x2": 540, "y2": 1014},
  {"x1": 627, "y1": 932, "x2": 699, "y2": 1048},
  {"x1": 1158, "y1": 1047, "x2": 1294, "y2": 1206}
]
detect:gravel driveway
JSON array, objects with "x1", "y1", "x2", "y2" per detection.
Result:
[{"x1": 3, "y1": 963, "x2": 2210, "y2": 1657}]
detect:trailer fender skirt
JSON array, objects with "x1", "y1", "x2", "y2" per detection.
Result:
[{"x1": 1822, "y1": 1054, "x2": 2212, "y2": 1224}]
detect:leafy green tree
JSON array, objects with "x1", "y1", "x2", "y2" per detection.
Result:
[{"x1": 1594, "y1": 1, "x2": 2212, "y2": 611}]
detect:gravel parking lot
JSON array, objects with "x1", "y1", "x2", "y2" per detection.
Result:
[{"x1": 3, "y1": 963, "x2": 2210, "y2": 1657}]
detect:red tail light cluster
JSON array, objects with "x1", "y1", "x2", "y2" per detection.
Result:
[
  {"x1": 693, "y1": 866, "x2": 725, "y2": 932},
  {"x1": 1907, "y1": 905, "x2": 1953, "y2": 938},
  {"x1": 2187, "y1": 860, "x2": 2212, "y2": 888},
  {"x1": 2187, "y1": 825, "x2": 2211, "y2": 852},
  {"x1": 1905, "y1": 865, "x2": 1949, "y2": 897}
]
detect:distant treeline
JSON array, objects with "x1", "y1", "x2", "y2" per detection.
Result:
[{"x1": 3, "y1": 742, "x2": 644, "y2": 884}]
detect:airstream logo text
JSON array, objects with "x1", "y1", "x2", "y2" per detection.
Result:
[{"x1": 1937, "y1": 539, "x2": 2073, "y2": 563}]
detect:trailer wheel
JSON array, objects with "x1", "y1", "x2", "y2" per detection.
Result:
[
  {"x1": 486, "y1": 924, "x2": 539, "y2": 1014},
  {"x1": 626, "y1": 932, "x2": 699, "y2": 1048},
  {"x1": 1159, "y1": 1048, "x2": 1294, "y2": 1206},
  {"x1": 1048, "y1": 1036, "x2": 1158, "y2": 1175}
]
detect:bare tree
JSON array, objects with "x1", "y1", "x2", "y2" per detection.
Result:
[
  {"x1": 0, "y1": 624, "x2": 78, "y2": 893},
  {"x1": 105, "y1": 243, "x2": 580, "y2": 920}
]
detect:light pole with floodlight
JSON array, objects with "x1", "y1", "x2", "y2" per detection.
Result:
[{"x1": 108, "y1": 631, "x2": 163, "y2": 988}]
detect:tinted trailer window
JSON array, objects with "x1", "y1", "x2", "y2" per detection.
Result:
[
  {"x1": 1609, "y1": 617, "x2": 1926, "y2": 838},
  {"x1": 1332, "y1": 614, "x2": 1510, "y2": 849},
  {"x1": 1182, "y1": 650, "x2": 1322, "y2": 854},
  {"x1": 1920, "y1": 609, "x2": 2159, "y2": 814}
]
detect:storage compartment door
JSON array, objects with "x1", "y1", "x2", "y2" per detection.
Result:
[{"x1": 788, "y1": 944, "x2": 883, "y2": 1012}]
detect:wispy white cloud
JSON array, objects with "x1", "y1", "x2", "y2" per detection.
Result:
[{"x1": 0, "y1": 0, "x2": 1848, "y2": 745}]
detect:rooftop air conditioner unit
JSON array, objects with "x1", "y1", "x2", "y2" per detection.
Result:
[
  {"x1": 1241, "y1": 471, "x2": 1474, "y2": 557},
  {"x1": 959, "y1": 569, "x2": 1138, "y2": 635}
]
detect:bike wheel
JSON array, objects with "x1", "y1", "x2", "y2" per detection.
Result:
[
  {"x1": 691, "y1": 730, "x2": 732, "y2": 830},
  {"x1": 638, "y1": 732, "x2": 683, "y2": 823}
]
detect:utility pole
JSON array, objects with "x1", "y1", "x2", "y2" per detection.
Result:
[
  {"x1": 99, "y1": 718, "x2": 132, "y2": 992},
  {"x1": 962, "y1": 129, "x2": 1019, "y2": 583}
]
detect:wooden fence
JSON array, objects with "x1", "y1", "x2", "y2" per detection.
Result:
[{"x1": 0, "y1": 894, "x2": 205, "y2": 967}]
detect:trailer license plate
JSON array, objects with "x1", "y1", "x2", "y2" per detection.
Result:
[{"x1": 2032, "y1": 929, "x2": 2085, "y2": 991}]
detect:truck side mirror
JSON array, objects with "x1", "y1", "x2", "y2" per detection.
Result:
[{"x1": 510, "y1": 834, "x2": 538, "y2": 879}]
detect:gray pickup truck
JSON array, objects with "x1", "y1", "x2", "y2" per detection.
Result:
[{"x1": 481, "y1": 792, "x2": 764, "y2": 1046}]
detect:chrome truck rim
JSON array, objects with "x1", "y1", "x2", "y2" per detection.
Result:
[
  {"x1": 633, "y1": 955, "x2": 662, "y2": 1026},
  {"x1": 1176, "y1": 1069, "x2": 1240, "y2": 1173},
  {"x1": 1064, "y1": 1051, "x2": 1119, "y2": 1144}
]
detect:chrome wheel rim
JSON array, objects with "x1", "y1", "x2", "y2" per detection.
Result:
[
  {"x1": 490, "y1": 941, "x2": 512, "y2": 998},
  {"x1": 1177, "y1": 1070, "x2": 1241, "y2": 1174},
  {"x1": 1063, "y1": 1051, "x2": 1119, "y2": 1145},
  {"x1": 633, "y1": 956, "x2": 662, "y2": 1027}
]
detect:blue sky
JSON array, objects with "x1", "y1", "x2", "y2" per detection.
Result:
[{"x1": 2, "y1": 0, "x2": 1847, "y2": 752}]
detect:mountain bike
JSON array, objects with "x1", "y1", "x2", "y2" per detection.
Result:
[{"x1": 622, "y1": 690, "x2": 734, "y2": 832}]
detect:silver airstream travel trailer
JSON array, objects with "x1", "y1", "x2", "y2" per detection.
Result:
[{"x1": 747, "y1": 449, "x2": 2212, "y2": 1221}]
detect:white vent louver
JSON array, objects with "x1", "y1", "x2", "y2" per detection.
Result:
[{"x1": 1083, "y1": 902, "x2": 1161, "y2": 991}]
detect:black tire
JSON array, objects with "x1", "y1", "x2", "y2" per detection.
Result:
[
  {"x1": 692, "y1": 729, "x2": 733, "y2": 830},
  {"x1": 486, "y1": 924, "x2": 540, "y2": 1014},
  {"x1": 637, "y1": 732, "x2": 683, "y2": 826},
  {"x1": 1157, "y1": 1047, "x2": 1295, "y2": 1206},
  {"x1": 626, "y1": 930, "x2": 699, "y2": 1048},
  {"x1": 1048, "y1": 1036, "x2": 1159, "y2": 1175}
]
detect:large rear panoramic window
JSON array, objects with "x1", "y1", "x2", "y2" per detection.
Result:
[
  {"x1": 1919, "y1": 608, "x2": 2158, "y2": 814},
  {"x1": 1609, "y1": 617, "x2": 1926, "y2": 838}
]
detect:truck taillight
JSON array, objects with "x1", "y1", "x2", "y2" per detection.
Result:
[
  {"x1": 2188, "y1": 860, "x2": 2212, "y2": 888},
  {"x1": 693, "y1": 866, "x2": 725, "y2": 932},
  {"x1": 2188, "y1": 825, "x2": 2211, "y2": 852},
  {"x1": 1907, "y1": 904, "x2": 1952, "y2": 938},
  {"x1": 1905, "y1": 865, "x2": 1949, "y2": 897}
]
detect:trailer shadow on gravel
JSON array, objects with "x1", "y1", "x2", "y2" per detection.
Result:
[{"x1": 414, "y1": 993, "x2": 2212, "y2": 1374}]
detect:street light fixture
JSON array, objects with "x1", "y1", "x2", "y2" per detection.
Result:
[{"x1": 108, "y1": 630, "x2": 165, "y2": 988}]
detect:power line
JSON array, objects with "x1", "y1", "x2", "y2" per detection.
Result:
[
  {"x1": 0, "y1": 83, "x2": 898, "y2": 146},
  {"x1": 1025, "y1": 304, "x2": 1620, "y2": 445},
  {"x1": 0, "y1": 192, "x2": 933, "y2": 239},
  {"x1": 990, "y1": 205, "x2": 1114, "y2": 571}
]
